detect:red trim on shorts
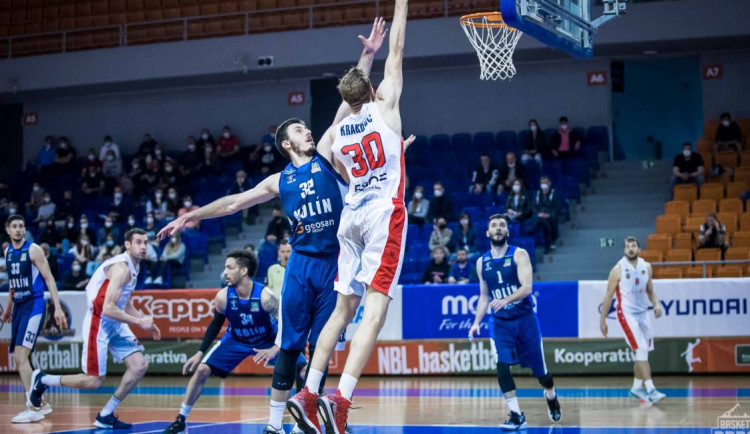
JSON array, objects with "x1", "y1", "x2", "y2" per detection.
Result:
[
  {"x1": 615, "y1": 286, "x2": 639, "y2": 350},
  {"x1": 87, "y1": 279, "x2": 109, "y2": 376},
  {"x1": 370, "y1": 202, "x2": 405, "y2": 294},
  {"x1": 396, "y1": 138, "x2": 405, "y2": 200}
]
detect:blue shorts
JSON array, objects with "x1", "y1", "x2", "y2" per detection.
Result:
[
  {"x1": 202, "y1": 338, "x2": 306, "y2": 378},
  {"x1": 10, "y1": 297, "x2": 45, "y2": 354},
  {"x1": 491, "y1": 312, "x2": 548, "y2": 378},
  {"x1": 278, "y1": 251, "x2": 338, "y2": 351}
]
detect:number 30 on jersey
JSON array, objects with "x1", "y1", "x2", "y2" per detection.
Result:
[{"x1": 341, "y1": 132, "x2": 386, "y2": 178}]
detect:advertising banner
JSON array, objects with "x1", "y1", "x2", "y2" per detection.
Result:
[
  {"x1": 345, "y1": 284, "x2": 402, "y2": 341},
  {"x1": 130, "y1": 289, "x2": 221, "y2": 339},
  {"x1": 401, "y1": 282, "x2": 578, "y2": 340},
  {"x1": 578, "y1": 278, "x2": 750, "y2": 338},
  {"x1": 0, "y1": 292, "x2": 87, "y2": 343},
  {"x1": 4, "y1": 337, "x2": 744, "y2": 376}
]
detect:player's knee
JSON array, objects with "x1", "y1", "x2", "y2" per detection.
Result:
[
  {"x1": 272, "y1": 349, "x2": 299, "y2": 391},
  {"x1": 130, "y1": 358, "x2": 149, "y2": 378},
  {"x1": 12, "y1": 350, "x2": 30, "y2": 366},
  {"x1": 537, "y1": 373, "x2": 554, "y2": 390},
  {"x1": 195, "y1": 364, "x2": 212, "y2": 381},
  {"x1": 496, "y1": 362, "x2": 516, "y2": 393},
  {"x1": 635, "y1": 348, "x2": 649, "y2": 362}
]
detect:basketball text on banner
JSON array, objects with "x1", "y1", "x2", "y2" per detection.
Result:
[{"x1": 578, "y1": 278, "x2": 750, "y2": 338}]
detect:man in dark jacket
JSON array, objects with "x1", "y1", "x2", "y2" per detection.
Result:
[
  {"x1": 497, "y1": 152, "x2": 526, "y2": 194},
  {"x1": 428, "y1": 181, "x2": 455, "y2": 222},
  {"x1": 525, "y1": 176, "x2": 560, "y2": 253}
]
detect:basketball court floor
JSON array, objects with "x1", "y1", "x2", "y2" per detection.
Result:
[{"x1": 1, "y1": 375, "x2": 747, "y2": 433}]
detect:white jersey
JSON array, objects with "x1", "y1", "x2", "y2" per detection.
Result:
[
  {"x1": 331, "y1": 101, "x2": 404, "y2": 208},
  {"x1": 85, "y1": 253, "x2": 139, "y2": 315},
  {"x1": 616, "y1": 256, "x2": 650, "y2": 314}
]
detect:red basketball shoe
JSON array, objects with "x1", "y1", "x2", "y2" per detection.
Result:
[
  {"x1": 317, "y1": 390, "x2": 351, "y2": 434},
  {"x1": 287, "y1": 386, "x2": 321, "y2": 434}
]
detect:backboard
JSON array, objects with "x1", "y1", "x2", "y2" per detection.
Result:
[{"x1": 500, "y1": 0, "x2": 627, "y2": 58}]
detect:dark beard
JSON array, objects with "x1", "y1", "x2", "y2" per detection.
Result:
[
  {"x1": 490, "y1": 235, "x2": 507, "y2": 247},
  {"x1": 291, "y1": 142, "x2": 315, "y2": 158}
]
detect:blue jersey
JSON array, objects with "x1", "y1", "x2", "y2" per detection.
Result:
[
  {"x1": 278, "y1": 153, "x2": 346, "y2": 255},
  {"x1": 221, "y1": 281, "x2": 277, "y2": 348},
  {"x1": 480, "y1": 246, "x2": 534, "y2": 320},
  {"x1": 6, "y1": 241, "x2": 45, "y2": 304}
]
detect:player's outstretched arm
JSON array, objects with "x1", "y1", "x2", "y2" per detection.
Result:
[
  {"x1": 600, "y1": 266, "x2": 620, "y2": 337},
  {"x1": 645, "y1": 264, "x2": 662, "y2": 318},
  {"x1": 376, "y1": 0, "x2": 406, "y2": 123},
  {"x1": 158, "y1": 173, "x2": 281, "y2": 239},
  {"x1": 29, "y1": 243, "x2": 68, "y2": 330},
  {"x1": 469, "y1": 257, "x2": 490, "y2": 340}
]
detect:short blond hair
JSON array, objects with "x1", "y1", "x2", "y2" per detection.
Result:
[{"x1": 338, "y1": 67, "x2": 373, "y2": 107}]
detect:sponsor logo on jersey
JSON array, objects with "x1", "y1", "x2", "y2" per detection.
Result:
[
  {"x1": 311, "y1": 161, "x2": 321, "y2": 173},
  {"x1": 354, "y1": 173, "x2": 387, "y2": 193},
  {"x1": 503, "y1": 258, "x2": 511, "y2": 267},
  {"x1": 251, "y1": 301, "x2": 260, "y2": 312},
  {"x1": 339, "y1": 114, "x2": 373, "y2": 136},
  {"x1": 286, "y1": 174, "x2": 296, "y2": 184},
  {"x1": 21, "y1": 253, "x2": 27, "y2": 261}
]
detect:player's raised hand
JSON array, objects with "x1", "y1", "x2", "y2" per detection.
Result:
[
  {"x1": 157, "y1": 213, "x2": 190, "y2": 240},
  {"x1": 151, "y1": 324, "x2": 162, "y2": 341},
  {"x1": 54, "y1": 306, "x2": 68, "y2": 330},
  {"x1": 182, "y1": 352, "x2": 203, "y2": 375},
  {"x1": 253, "y1": 346, "x2": 280, "y2": 365},
  {"x1": 468, "y1": 322, "x2": 481, "y2": 341},
  {"x1": 359, "y1": 17, "x2": 388, "y2": 55}
]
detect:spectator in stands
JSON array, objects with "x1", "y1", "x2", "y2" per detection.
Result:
[
  {"x1": 26, "y1": 182, "x2": 45, "y2": 218},
  {"x1": 422, "y1": 247, "x2": 451, "y2": 284},
  {"x1": 497, "y1": 152, "x2": 526, "y2": 194},
  {"x1": 3, "y1": 201, "x2": 18, "y2": 222},
  {"x1": 551, "y1": 116, "x2": 583, "y2": 159},
  {"x1": 139, "y1": 159, "x2": 163, "y2": 194},
  {"x1": 471, "y1": 154, "x2": 499, "y2": 194},
  {"x1": 228, "y1": 170, "x2": 253, "y2": 195},
  {"x1": 429, "y1": 216, "x2": 455, "y2": 256},
  {"x1": 0, "y1": 179, "x2": 8, "y2": 216},
  {"x1": 40, "y1": 243, "x2": 58, "y2": 277},
  {"x1": 35, "y1": 192, "x2": 56, "y2": 223},
  {"x1": 669, "y1": 142, "x2": 705, "y2": 199},
  {"x1": 146, "y1": 231, "x2": 186, "y2": 286},
  {"x1": 56, "y1": 190, "x2": 78, "y2": 223},
  {"x1": 61, "y1": 260, "x2": 89, "y2": 291},
  {"x1": 53, "y1": 137, "x2": 76, "y2": 174},
  {"x1": 178, "y1": 195, "x2": 200, "y2": 230},
  {"x1": 197, "y1": 128, "x2": 216, "y2": 149},
  {"x1": 407, "y1": 186, "x2": 430, "y2": 225},
  {"x1": 77, "y1": 215, "x2": 97, "y2": 244},
  {"x1": 69, "y1": 234, "x2": 94, "y2": 270},
  {"x1": 180, "y1": 136, "x2": 202, "y2": 177},
  {"x1": 452, "y1": 212, "x2": 479, "y2": 261},
  {"x1": 505, "y1": 179, "x2": 531, "y2": 223},
  {"x1": 37, "y1": 220, "x2": 61, "y2": 249},
  {"x1": 97, "y1": 216, "x2": 120, "y2": 246},
  {"x1": 258, "y1": 141, "x2": 283, "y2": 175},
  {"x1": 218, "y1": 125, "x2": 240, "y2": 162},
  {"x1": 166, "y1": 187, "x2": 181, "y2": 220},
  {"x1": 199, "y1": 143, "x2": 223, "y2": 176},
  {"x1": 525, "y1": 176, "x2": 560, "y2": 253},
  {"x1": 95, "y1": 234, "x2": 122, "y2": 264},
  {"x1": 161, "y1": 159, "x2": 185, "y2": 192},
  {"x1": 60, "y1": 216, "x2": 77, "y2": 244},
  {"x1": 125, "y1": 215, "x2": 137, "y2": 232},
  {"x1": 265, "y1": 204, "x2": 287, "y2": 242},
  {"x1": 37, "y1": 136, "x2": 57, "y2": 171},
  {"x1": 522, "y1": 119, "x2": 546, "y2": 166},
  {"x1": 101, "y1": 149, "x2": 123, "y2": 181},
  {"x1": 108, "y1": 186, "x2": 132, "y2": 224},
  {"x1": 152, "y1": 143, "x2": 167, "y2": 167},
  {"x1": 147, "y1": 188, "x2": 168, "y2": 221},
  {"x1": 698, "y1": 213, "x2": 728, "y2": 256},
  {"x1": 265, "y1": 240, "x2": 291, "y2": 299},
  {"x1": 715, "y1": 112, "x2": 743, "y2": 152},
  {"x1": 99, "y1": 135, "x2": 120, "y2": 160},
  {"x1": 0, "y1": 242, "x2": 9, "y2": 286},
  {"x1": 81, "y1": 165, "x2": 105, "y2": 198},
  {"x1": 123, "y1": 157, "x2": 143, "y2": 195},
  {"x1": 448, "y1": 248, "x2": 478, "y2": 284},
  {"x1": 144, "y1": 213, "x2": 161, "y2": 247},
  {"x1": 428, "y1": 181, "x2": 455, "y2": 222},
  {"x1": 81, "y1": 148, "x2": 102, "y2": 176},
  {"x1": 138, "y1": 133, "x2": 157, "y2": 160}
]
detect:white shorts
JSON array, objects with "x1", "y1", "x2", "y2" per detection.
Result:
[
  {"x1": 81, "y1": 311, "x2": 145, "y2": 377},
  {"x1": 616, "y1": 310, "x2": 653, "y2": 352},
  {"x1": 334, "y1": 199, "x2": 407, "y2": 298}
]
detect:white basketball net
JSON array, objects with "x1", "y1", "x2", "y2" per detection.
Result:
[{"x1": 460, "y1": 15, "x2": 523, "y2": 81}]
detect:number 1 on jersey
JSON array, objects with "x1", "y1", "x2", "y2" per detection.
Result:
[
  {"x1": 497, "y1": 271, "x2": 504, "y2": 284},
  {"x1": 341, "y1": 132, "x2": 386, "y2": 178}
]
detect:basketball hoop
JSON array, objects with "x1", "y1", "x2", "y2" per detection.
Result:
[{"x1": 460, "y1": 12, "x2": 522, "y2": 81}]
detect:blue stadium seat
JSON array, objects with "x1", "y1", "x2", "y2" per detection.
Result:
[
  {"x1": 514, "y1": 236, "x2": 537, "y2": 269},
  {"x1": 523, "y1": 160, "x2": 542, "y2": 191},
  {"x1": 223, "y1": 212, "x2": 243, "y2": 233},
  {"x1": 564, "y1": 158, "x2": 589, "y2": 185},
  {"x1": 451, "y1": 133, "x2": 472, "y2": 150},
  {"x1": 573, "y1": 127, "x2": 586, "y2": 141},
  {"x1": 543, "y1": 160, "x2": 564, "y2": 184},
  {"x1": 584, "y1": 145, "x2": 600, "y2": 170},
  {"x1": 587, "y1": 126, "x2": 609, "y2": 150},
  {"x1": 495, "y1": 131, "x2": 519, "y2": 154},
  {"x1": 544, "y1": 128, "x2": 558, "y2": 141},
  {"x1": 473, "y1": 132, "x2": 495, "y2": 153},
  {"x1": 181, "y1": 230, "x2": 208, "y2": 263},
  {"x1": 429, "y1": 134, "x2": 450, "y2": 151},
  {"x1": 563, "y1": 175, "x2": 581, "y2": 202},
  {"x1": 201, "y1": 219, "x2": 225, "y2": 247},
  {"x1": 517, "y1": 130, "x2": 529, "y2": 151}
]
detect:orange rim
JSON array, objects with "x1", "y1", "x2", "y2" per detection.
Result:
[{"x1": 460, "y1": 12, "x2": 517, "y2": 30}]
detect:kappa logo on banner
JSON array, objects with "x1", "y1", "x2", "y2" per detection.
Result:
[{"x1": 132, "y1": 294, "x2": 214, "y2": 322}]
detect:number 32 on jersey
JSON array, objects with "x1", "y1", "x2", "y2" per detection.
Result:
[{"x1": 341, "y1": 132, "x2": 386, "y2": 178}]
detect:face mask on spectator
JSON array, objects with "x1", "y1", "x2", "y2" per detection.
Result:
[
  {"x1": 128, "y1": 218, "x2": 135, "y2": 226},
  {"x1": 541, "y1": 183, "x2": 550, "y2": 192},
  {"x1": 438, "y1": 222, "x2": 447, "y2": 230},
  {"x1": 72, "y1": 264, "x2": 81, "y2": 272},
  {"x1": 560, "y1": 124, "x2": 568, "y2": 130},
  {"x1": 264, "y1": 145, "x2": 273, "y2": 152},
  {"x1": 530, "y1": 125, "x2": 538, "y2": 132},
  {"x1": 205, "y1": 147, "x2": 213, "y2": 154},
  {"x1": 414, "y1": 192, "x2": 423, "y2": 200},
  {"x1": 44, "y1": 196, "x2": 51, "y2": 203},
  {"x1": 434, "y1": 189, "x2": 443, "y2": 198},
  {"x1": 202, "y1": 133, "x2": 209, "y2": 140},
  {"x1": 155, "y1": 150, "x2": 162, "y2": 157},
  {"x1": 88, "y1": 154, "x2": 95, "y2": 161},
  {"x1": 168, "y1": 193, "x2": 177, "y2": 200},
  {"x1": 170, "y1": 237, "x2": 177, "y2": 244},
  {"x1": 89, "y1": 171, "x2": 96, "y2": 177},
  {"x1": 60, "y1": 142, "x2": 67, "y2": 148},
  {"x1": 155, "y1": 192, "x2": 163, "y2": 199},
  {"x1": 722, "y1": 120, "x2": 730, "y2": 127},
  {"x1": 106, "y1": 240, "x2": 114, "y2": 247},
  {"x1": 105, "y1": 221, "x2": 113, "y2": 228},
  {"x1": 512, "y1": 185, "x2": 521, "y2": 193},
  {"x1": 223, "y1": 132, "x2": 230, "y2": 139},
  {"x1": 147, "y1": 217, "x2": 154, "y2": 224},
  {"x1": 81, "y1": 239, "x2": 89, "y2": 246},
  {"x1": 114, "y1": 193, "x2": 122, "y2": 201},
  {"x1": 104, "y1": 141, "x2": 111, "y2": 147},
  {"x1": 460, "y1": 218, "x2": 469, "y2": 225},
  {"x1": 33, "y1": 185, "x2": 40, "y2": 192},
  {"x1": 107, "y1": 155, "x2": 114, "y2": 162},
  {"x1": 165, "y1": 165, "x2": 173, "y2": 173},
  {"x1": 188, "y1": 144, "x2": 196, "y2": 151},
  {"x1": 9, "y1": 208, "x2": 16, "y2": 214},
  {"x1": 184, "y1": 201, "x2": 192, "y2": 208},
  {"x1": 237, "y1": 177, "x2": 245, "y2": 184},
  {"x1": 81, "y1": 222, "x2": 88, "y2": 229},
  {"x1": 67, "y1": 222, "x2": 74, "y2": 229},
  {"x1": 683, "y1": 150, "x2": 691, "y2": 158},
  {"x1": 132, "y1": 163, "x2": 140, "y2": 169}
]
